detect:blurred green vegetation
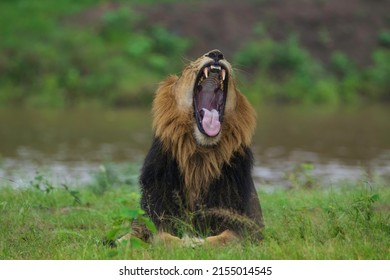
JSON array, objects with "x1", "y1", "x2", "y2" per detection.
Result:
[
  {"x1": 0, "y1": 0, "x2": 190, "y2": 108},
  {"x1": 0, "y1": 0, "x2": 389, "y2": 108},
  {"x1": 234, "y1": 32, "x2": 390, "y2": 105}
]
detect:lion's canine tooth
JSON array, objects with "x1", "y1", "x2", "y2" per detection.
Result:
[
  {"x1": 221, "y1": 69, "x2": 226, "y2": 80},
  {"x1": 203, "y1": 67, "x2": 209, "y2": 78}
]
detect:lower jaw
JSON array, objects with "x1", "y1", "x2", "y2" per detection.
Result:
[{"x1": 193, "y1": 124, "x2": 222, "y2": 146}]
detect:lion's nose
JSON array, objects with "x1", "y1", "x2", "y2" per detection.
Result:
[{"x1": 207, "y1": 50, "x2": 224, "y2": 62}]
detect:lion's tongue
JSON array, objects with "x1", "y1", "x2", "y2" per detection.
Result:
[{"x1": 201, "y1": 108, "x2": 221, "y2": 137}]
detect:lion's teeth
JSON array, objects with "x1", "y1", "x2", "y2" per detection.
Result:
[
  {"x1": 221, "y1": 69, "x2": 226, "y2": 80},
  {"x1": 210, "y1": 65, "x2": 221, "y2": 70},
  {"x1": 203, "y1": 67, "x2": 209, "y2": 78}
]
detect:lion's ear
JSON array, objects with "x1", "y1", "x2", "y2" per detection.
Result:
[
  {"x1": 166, "y1": 75, "x2": 179, "y2": 86},
  {"x1": 155, "y1": 75, "x2": 178, "y2": 97}
]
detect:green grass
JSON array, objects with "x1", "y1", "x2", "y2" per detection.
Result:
[{"x1": 1, "y1": 175, "x2": 389, "y2": 260}]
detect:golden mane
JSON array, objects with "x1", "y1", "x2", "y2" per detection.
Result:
[{"x1": 152, "y1": 57, "x2": 256, "y2": 210}]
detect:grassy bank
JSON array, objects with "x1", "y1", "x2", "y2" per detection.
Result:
[{"x1": 1, "y1": 173, "x2": 389, "y2": 259}]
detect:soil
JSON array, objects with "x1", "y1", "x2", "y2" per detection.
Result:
[{"x1": 74, "y1": 0, "x2": 390, "y2": 67}]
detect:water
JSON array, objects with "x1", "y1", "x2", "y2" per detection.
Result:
[{"x1": 0, "y1": 105, "x2": 389, "y2": 187}]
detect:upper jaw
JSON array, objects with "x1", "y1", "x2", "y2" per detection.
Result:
[
  {"x1": 202, "y1": 64, "x2": 227, "y2": 81},
  {"x1": 196, "y1": 61, "x2": 228, "y2": 86}
]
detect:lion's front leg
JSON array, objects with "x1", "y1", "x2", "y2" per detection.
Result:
[
  {"x1": 116, "y1": 232, "x2": 182, "y2": 246},
  {"x1": 205, "y1": 230, "x2": 239, "y2": 246}
]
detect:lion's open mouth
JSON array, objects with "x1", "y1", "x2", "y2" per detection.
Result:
[{"x1": 193, "y1": 63, "x2": 228, "y2": 137}]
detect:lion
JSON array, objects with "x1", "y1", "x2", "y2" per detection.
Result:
[{"x1": 122, "y1": 50, "x2": 264, "y2": 246}]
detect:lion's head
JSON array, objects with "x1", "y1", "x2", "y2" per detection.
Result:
[
  {"x1": 152, "y1": 50, "x2": 256, "y2": 207},
  {"x1": 173, "y1": 49, "x2": 238, "y2": 145},
  {"x1": 154, "y1": 49, "x2": 252, "y2": 146}
]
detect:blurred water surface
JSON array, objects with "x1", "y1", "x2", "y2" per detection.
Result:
[{"x1": 0, "y1": 105, "x2": 389, "y2": 187}]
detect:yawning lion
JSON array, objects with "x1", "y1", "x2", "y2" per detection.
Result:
[{"x1": 126, "y1": 50, "x2": 264, "y2": 246}]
